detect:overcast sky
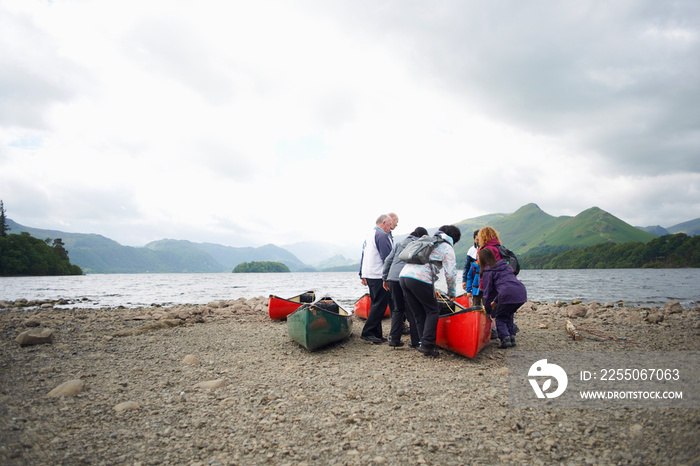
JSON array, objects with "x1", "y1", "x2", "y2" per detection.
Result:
[{"x1": 1, "y1": 0, "x2": 698, "y2": 251}]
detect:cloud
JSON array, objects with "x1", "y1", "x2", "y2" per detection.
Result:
[
  {"x1": 322, "y1": 0, "x2": 700, "y2": 175},
  {"x1": 0, "y1": 8, "x2": 86, "y2": 129}
]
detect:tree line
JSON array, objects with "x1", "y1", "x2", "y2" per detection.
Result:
[
  {"x1": 0, "y1": 200, "x2": 83, "y2": 276},
  {"x1": 520, "y1": 233, "x2": 700, "y2": 269}
]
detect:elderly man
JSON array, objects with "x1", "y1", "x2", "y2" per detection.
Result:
[
  {"x1": 388, "y1": 212, "x2": 399, "y2": 238},
  {"x1": 359, "y1": 214, "x2": 394, "y2": 344}
]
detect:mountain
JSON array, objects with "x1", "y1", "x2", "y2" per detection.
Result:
[
  {"x1": 147, "y1": 240, "x2": 308, "y2": 272},
  {"x1": 316, "y1": 254, "x2": 357, "y2": 269},
  {"x1": 6, "y1": 220, "x2": 308, "y2": 273},
  {"x1": 452, "y1": 204, "x2": 657, "y2": 262},
  {"x1": 666, "y1": 218, "x2": 700, "y2": 236},
  {"x1": 639, "y1": 225, "x2": 670, "y2": 236},
  {"x1": 282, "y1": 241, "x2": 359, "y2": 267}
]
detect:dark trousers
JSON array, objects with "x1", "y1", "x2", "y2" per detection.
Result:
[
  {"x1": 361, "y1": 278, "x2": 390, "y2": 339},
  {"x1": 388, "y1": 280, "x2": 419, "y2": 345},
  {"x1": 400, "y1": 277, "x2": 439, "y2": 348},
  {"x1": 494, "y1": 302, "x2": 522, "y2": 339}
]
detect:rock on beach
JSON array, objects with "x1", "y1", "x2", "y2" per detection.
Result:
[
  {"x1": 46, "y1": 379, "x2": 86, "y2": 397},
  {"x1": 15, "y1": 328, "x2": 55, "y2": 346}
]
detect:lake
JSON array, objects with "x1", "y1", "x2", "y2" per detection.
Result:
[{"x1": 1, "y1": 269, "x2": 698, "y2": 310}]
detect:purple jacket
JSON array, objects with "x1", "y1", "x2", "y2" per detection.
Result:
[{"x1": 481, "y1": 259, "x2": 527, "y2": 314}]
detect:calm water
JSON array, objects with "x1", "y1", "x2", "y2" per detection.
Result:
[{"x1": 1, "y1": 269, "x2": 698, "y2": 310}]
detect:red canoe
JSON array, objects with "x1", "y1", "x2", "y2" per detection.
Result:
[
  {"x1": 436, "y1": 303, "x2": 492, "y2": 358},
  {"x1": 268, "y1": 291, "x2": 316, "y2": 320},
  {"x1": 454, "y1": 294, "x2": 472, "y2": 308},
  {"x1": 352, "y1": 293, "x2": 391, "y2": 320}
]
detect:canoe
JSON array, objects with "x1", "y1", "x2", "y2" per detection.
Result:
[
  {"x1": 268, "y1": 291, "x2": 316, "y2": 320},
  {"x1": 454, "y1": 293, "x2": 472, "y2": 308},
  {"x1": 286, "y1": 297, "x2": 353, "y2": 350},
  {"x1": 435, "y1": 301, "x2": 492, "y2": 358},
  {"x1": 352, "y1": 293, "x2": 390, "y2": 320}
]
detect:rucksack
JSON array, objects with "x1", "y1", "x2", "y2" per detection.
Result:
[
  {"x1": 497, "y1": 244, "x2": 520, "y2": 275},
  {"x1": 398, "y1": 235, "x2": 446, "y2": 265}
]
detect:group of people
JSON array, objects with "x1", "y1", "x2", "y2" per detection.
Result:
[{"x1": 359, "y1": 215, "x2": 527, "y2": 356}]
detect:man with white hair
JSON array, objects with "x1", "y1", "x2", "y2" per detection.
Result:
[{"x1": 359, "y1": 214, "x2": 394, "y2": 343}]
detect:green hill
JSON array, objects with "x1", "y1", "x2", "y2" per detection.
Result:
[
  {"x1": 452, "y1": 204, "x2": 657, "y2": 265},
  {"x1": 668, "y1": 218, "x2": 700, "y2": 236},
  {"x1": 6, "y1": 220, "x2": 307, "y2": 273}
]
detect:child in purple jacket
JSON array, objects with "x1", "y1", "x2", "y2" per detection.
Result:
[{"x1": 478, "y1": 248, "x2": 527, "y2": 348}]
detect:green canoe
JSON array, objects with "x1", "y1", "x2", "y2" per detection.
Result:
[{"x1": 286, "y1": 297, "x2": 353, "y2": 350}]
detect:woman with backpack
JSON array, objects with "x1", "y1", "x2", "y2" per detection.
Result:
[
  {"x1": 477, "y1": 226, "x2": 503, "y2": 261},
  {"x1": 399, "y1": 225, "x2": 461, "y2": 357},
  {"x1": 382, "y1": 226, "x2": 428, "y2": 348},
  {"x1": 478, "y1": 247, "x2": 527, "y2": 349}
]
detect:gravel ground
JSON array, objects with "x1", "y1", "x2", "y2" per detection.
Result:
[{"x1": 1, "y1": 297, "x2": 699, "y2": 465}]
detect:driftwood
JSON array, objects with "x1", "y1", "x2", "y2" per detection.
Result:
[{"x1": 566, "y1": 320, "x2": 581, "y2": 340}]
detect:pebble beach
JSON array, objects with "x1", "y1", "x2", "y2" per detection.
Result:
[{"x1": 1, "y1": 297, "x2": 699, "y2": 465}]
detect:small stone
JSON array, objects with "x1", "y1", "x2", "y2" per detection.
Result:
[
  {"x1": 114, "y1": 401, "x2": 140, "y2": 412},
  {"x1": 183, "y1": 355, "x2": 201, "y2": 365},
  {"x1": 629, "y1": 424, "x2": 643, "y2": 437},
  {"x1": 23, "y1": 318, "x2": 41, "y2": 327},
  {"x1": 645, "y1": 312, "x2": 664, "y2": 324},
  {"x1": 194, "y1": 379, "x2": 226, "y2": 390},
  {"x1": 47, "y1": 379, "x2": 86, "y2": 397}
]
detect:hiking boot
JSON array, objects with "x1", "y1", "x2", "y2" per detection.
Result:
[
  {"x1": 513, "y1": 324, "x2": 520, "y2": 334},
  {"x1": 388, "y1": 339, "x2": 404, "y2": 347},
  {"x1": 498, "y1": 337, "x2": 513, "y2": 349},
  {"x1": 361, "y1": 335, "x2": 383, "y2": 344},
  {"x1": 491, "y1": 328, "x2": 498, "y2": 340},
  {"x1": 510, "y1": 335, "x2": 516, "y2": 346},
  {"x1": 417, "y1": 344, "x2": 439, "y2": 357}
]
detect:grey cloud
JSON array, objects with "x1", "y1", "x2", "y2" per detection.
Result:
[
  {"x1": 314, "y1": 0, "x2": 700, "y2": 175},
  {"x1": 124, "y1": 18, "x2": 236, "y2": 104},
  {"x1": 196, "y1": 140, "x2": 254, "y2": 180},
  {"x1": 313, "y1": 91, "x2": 358, "y2": 131},
  {"x1": 0, "y1": 9, "x2": 86, "y2": 130}
]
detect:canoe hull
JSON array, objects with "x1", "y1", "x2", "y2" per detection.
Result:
[
  {"x1": 287, "y1": 300, "x2": 353, "y2": 350},
  {"x1": 269, "y1": 291, "x2": 315, "y2": 320},
  {"x1": 436, "y1": 306, "x2": 491, "y2": 358},
  {"x1": 352, "y1": 293, "x2": 390, "y2": 320}
]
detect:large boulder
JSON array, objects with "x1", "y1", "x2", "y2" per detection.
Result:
[
  {"x1": 566, "y1": 304, "x2": 588, "y2": 318},
  {"x1": 16, "y1": 328, "x2": 55, "y2": 346},
  {"x1": 663, "y1": 301, "x2": 684, "y2": 314}
]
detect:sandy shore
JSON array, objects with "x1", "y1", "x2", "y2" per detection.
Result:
[{"x1": 1, "y1": 297, "x2": 699, "y2": 465}]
